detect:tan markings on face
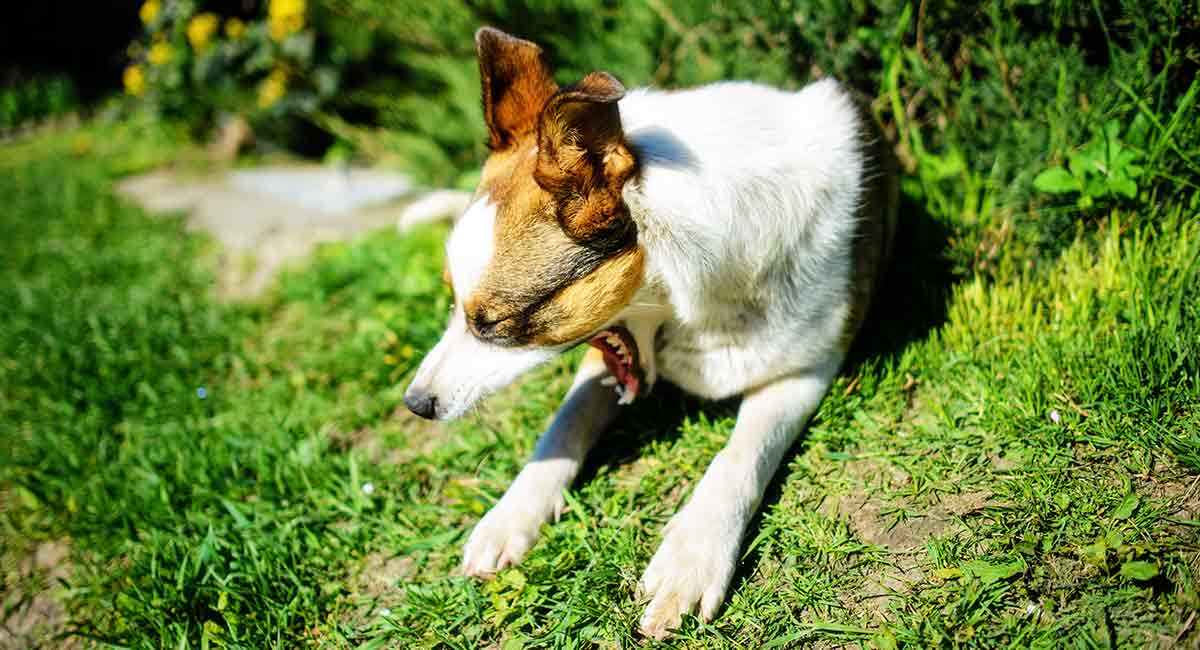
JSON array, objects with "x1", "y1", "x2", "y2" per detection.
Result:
[
  {"x1": 524, "y1": 246, "x2": 644, "y2": 345},
  {"x1": 461, "y1": 138, "x2": 643, "y2": 346}
]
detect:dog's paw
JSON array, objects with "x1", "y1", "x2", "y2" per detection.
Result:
[
  {"x1": 461, "y1": 493, "x2": 562, "y2": 577},
  {"x1": 637, "y1": 510, "x2": 739, "y2": 639}
]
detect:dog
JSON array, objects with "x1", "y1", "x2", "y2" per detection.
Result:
[{"x1": 404, "y1": 27, "x2": 897, "y2": 639}]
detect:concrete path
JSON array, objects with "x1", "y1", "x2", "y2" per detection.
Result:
[{"x1": 115, "y1": 165, "x2": 468, "y2": 299}]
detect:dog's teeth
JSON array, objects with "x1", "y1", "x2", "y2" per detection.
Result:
[
  {"x1": 617, "y1": 387, "x2": 634, "y2": 405},
  {"x1": 601, "y1": 376, "x2": 618, "y2": 386}
]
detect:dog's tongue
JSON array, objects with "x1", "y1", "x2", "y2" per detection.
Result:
[{"x1": 588, "y1": 326, "x2": 641, "y2": 404}]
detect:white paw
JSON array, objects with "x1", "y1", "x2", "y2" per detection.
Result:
[
  {"x1": 638, "y1": 510, "x2": 740, "y2": 639},
  {"x1": 461, "y1": 492, "x2": 562, "y2": 577}
]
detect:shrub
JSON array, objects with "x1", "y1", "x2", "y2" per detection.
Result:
[{"x1": 122, "y1": 0, "x2": 1199, "y2": 231}]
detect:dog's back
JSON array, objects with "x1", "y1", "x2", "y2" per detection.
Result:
[{"x1": 619, "y1": 79, "x2": 895, "y2": 398}]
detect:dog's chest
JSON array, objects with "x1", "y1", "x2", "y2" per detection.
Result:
[
  {"x1": 645, "y1": 267, "x2": 851, "y2": 401},
  {"x1": 652, "y1": 310, "x2": 803, "y2": 400}
]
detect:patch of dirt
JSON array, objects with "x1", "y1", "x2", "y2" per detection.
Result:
[
  {"x1": 357, "y1": 552, "x2": 416, "y2": 597},
  {"x1": 328, "y1": 405, "x2": 455, "y2": 470},
  {"x1": 851, "y1": 552, "x2": 926, "y2": 622},
  {"x1": 819, "y1": 476, "x2": 996, "y2": 622},
  {"x1": 338, "y1": 551, "x2": 416, "y2": 632},
  {"x1": 824, "y1": 489, "x2": 993, "y2": 552},
  {"x1": 1136, "y1": 463, "x2": 1200, "y2": 521},
  {"x1": 1, "y1": 540, "x2": 77, "y2": 650}
]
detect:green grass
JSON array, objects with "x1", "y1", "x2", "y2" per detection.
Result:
[{"x1": 3, "y1": 3, "x2": 1200, "y2": 648}]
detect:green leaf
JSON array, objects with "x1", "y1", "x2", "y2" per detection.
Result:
[
  {"x1": 1033, "y1": 167, "x2": 1080, "y2": 194},
  {"x1": 1113, "y1": 147, "x2": 1143, "y2": 169},
  {"x1": 1110, "y1": 176, "x2": 1138, "y2": 199},
  {"x1": 1127, "y1": 112, "x2": 1151, "y2": 146},
  {"x1": 1112, "y1": 492, "x2": 1140, "y2": 520},
  {"x1": 1103, "y1": 119, "x2": 1122, "y2": 154},
  {"x1": 1120, "y1": 560, "x2": 1159, "y2": 581},
  {"x1": 961, "y1": 559, "x2": 1023, "y2": 585},
  {"x1": 872, "y1": 632, "x2": 899, "y2": 650},
  {"x1": 1081, "y1": 541, "x2": 1108, "y2": 564},
  {"x1": 935, "y1": 567, "x2": 963, "y2": 579}
]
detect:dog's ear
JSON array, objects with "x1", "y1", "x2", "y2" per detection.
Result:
[
  {"x1": 535, "y1": 71, "x2": 638, "y2": 248},
  {"x1": 476, "y1": 27, "x2": 558, "y2": 151}
]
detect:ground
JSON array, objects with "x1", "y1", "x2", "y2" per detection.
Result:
[
  {"x1": 1, "y1": 112, "x2": 1197, "y2": 649},
  {"x1": 2, "y1": 15, "x2": 1200, "y2": 645}
]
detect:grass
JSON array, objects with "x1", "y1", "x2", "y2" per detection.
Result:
[{"x1": 3, "y1": 4, "x2": 1200, "y2": 649}]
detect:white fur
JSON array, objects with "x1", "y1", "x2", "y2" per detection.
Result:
[
  {"x1": 463, "y1": 355, "x2": 615, "y2": 575},
  {"x1": 396, "y1": 189, "x2": 473, "y2": 231},
  {"x1": 407, "y1": 196, "x2": 561, "y2": 419},
  {"x1": 409, "y1": 78, "x2": 874, "y2": 637},
  {"x1": 618, "y1": 79, "x2": 862, "y2": 399}
]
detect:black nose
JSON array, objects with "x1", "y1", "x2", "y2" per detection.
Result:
[{"x1": 404, "y1": 388, "x2": 438, "y2": 420}]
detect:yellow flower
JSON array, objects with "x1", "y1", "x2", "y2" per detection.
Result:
[
  {"x1": 268, "y1": 0, "x2": 306, "y2": 41},
  {"x1": 224, "y1": 17, "x2": 246, "y2": 40},
  {"x1": 123, "y1": 65, "x2": 146, "y2": 96},
  {"x1": 139, "y1": 0, "x2": 160, "y2": 24},
  {"x1": 147, "y1": 41, "x2": 172, "y2": 66},
  {"x1": 257, "y1": 69, "x2": 289, "y2": 109},
  {"x1": 187, "y1": 13, "x2": 220, "y2": 52}
]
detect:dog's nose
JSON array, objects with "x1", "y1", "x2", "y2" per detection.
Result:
[{"x1": 404, "y1": 387, "x2": 439, "y2": 420}]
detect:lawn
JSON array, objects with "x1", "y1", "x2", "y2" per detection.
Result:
[{"x1": 3, "y1": 5, "x2": 1200, "y2": 650}]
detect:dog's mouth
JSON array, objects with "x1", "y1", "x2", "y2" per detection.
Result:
[{"x1": 588, "y1": 325, "x2": 642, "y2": 405}]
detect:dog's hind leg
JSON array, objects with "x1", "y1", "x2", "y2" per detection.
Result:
[
  {"x1": 638, "y1": 355, "x2": 841, "y2": 639},
  {"x1": 462, "y1": 347, "x2": 619, "y2": 576}
]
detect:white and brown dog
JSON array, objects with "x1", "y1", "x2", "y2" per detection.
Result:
[{"x1": 404, "y1": 27, "x2": 897, "y2": 638}]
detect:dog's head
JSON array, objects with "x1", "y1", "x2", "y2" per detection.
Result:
[{"x1": 404, "y1": 27, "x2": 644, "y2": 420}]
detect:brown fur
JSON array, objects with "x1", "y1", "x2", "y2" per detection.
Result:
[
  {"x1": 476, "y1": 28, "x2": 558, "y2": 150},
  {"x1": 462, "y1": 29, "x2": 644, "y2": 348}
]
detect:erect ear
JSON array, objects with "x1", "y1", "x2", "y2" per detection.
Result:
[
  {"x1": 476, "y1": 27, "x2": 558, "y2": 151},
  {"x1": 535, "y1": 71, "x2": 638, "y2": 248}
]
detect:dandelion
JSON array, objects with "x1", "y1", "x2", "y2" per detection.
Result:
[
  {"x1": 268, "y1": 0, "x2": 306, "y2": 41},
  {"x1": 361, "y1": 482, "x2": 375, "y2": 495},
  {"x1": 139, "y1": 0, "x2": 161, "y2": 24},
  {"x1": 257, "y1": 68, "x2": 289, "y2": 109},
  {"x1": 224, "y1": 17, "x2": 246, "y2": 40},
  {"x1": 123, "y1": 64, "x2": 146, "y2": 96},
  {"x1": 379, "y1": 608, "x2": 391, "y2": 617},
  {"x1": 187, "y1": 13, "x2": 220, "y2": 53},
  {"x1": 147, "y1": 41, "x2": 173, "y2": 66}
]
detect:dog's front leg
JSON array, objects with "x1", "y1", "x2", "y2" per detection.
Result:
[
  {"x1": 462, "y1": 348, "x2": 619, "y2": 576},
  {"x1": 638, "y1": 357, "x2": 841, "y2": 638}
]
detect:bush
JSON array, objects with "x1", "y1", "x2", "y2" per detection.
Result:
[
  {"x1": 123, "y1": 0, "x2": 390, "y2": 153},
  {"x1": 122, "y1": 0, "x2": 1199, "y2": 232},
  {"x1": 0, "y1": 75, "x2": 78, "y2": 131}
]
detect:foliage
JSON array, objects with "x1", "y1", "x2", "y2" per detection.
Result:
[
  {"x1": 4, "y1": 0, "x2": 1200, "y2": 647},
  {"x1": 123, "y1": 0, "x2": 382, "y2": 150},
  {"x1": 0, "y1": 75, "x2": 78, "y2": 131},
  {"x1": 1034, "y1": 118, "x2": 1148, "y2": 208}
]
